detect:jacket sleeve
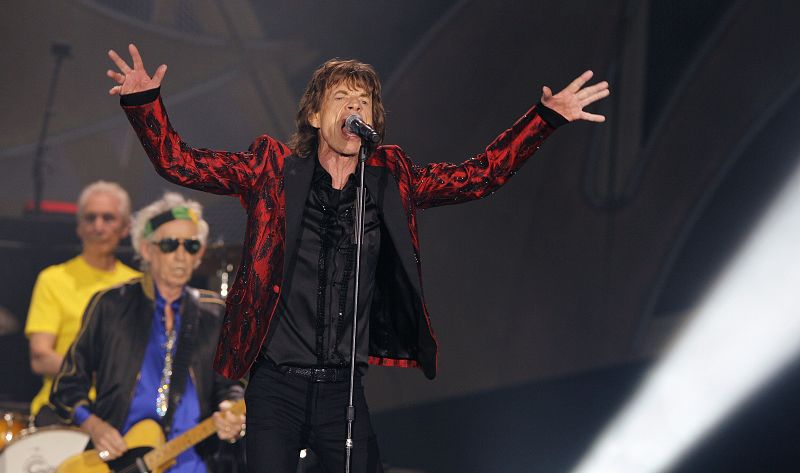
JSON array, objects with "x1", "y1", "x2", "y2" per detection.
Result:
[
  {"x1": 213, "y1": 374, "x2": 244, "y2": 405},
  {"x1": 121, "y1": 88, "x2": 289, "y2": 199},
  {"x1": 49, "y1": 289, "x2": 106, "y2": 422},
  {"x1": 409, "y1": 103, "x2": 565, "y2": 209}
]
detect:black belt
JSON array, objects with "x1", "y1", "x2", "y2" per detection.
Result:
[{"x1": 275, "y1": 364, "x2": 351, "y2": 383}]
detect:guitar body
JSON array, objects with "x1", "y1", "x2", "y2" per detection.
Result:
[
  {"x1": 56, "y1": 419, "x2": 174, "y2": 473},
  {"x1": 55, "y1": 399, "x2": 244, "y2": 473}
]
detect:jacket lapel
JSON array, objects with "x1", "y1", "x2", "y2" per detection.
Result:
[
  {"x1": 162, "y1": 289, "x2": 199, "y2": 432},
  {"x1": 131, "y1": 277, "x2": 155, "y2": 363},
  {"x1": 364, "y1": 165, "x2": 422, "y2": 295},
  {"x1": 282, "y1": 154, "x2": 315, "y2": 277}
]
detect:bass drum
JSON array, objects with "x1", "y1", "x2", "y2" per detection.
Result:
[{"x1": 0, "y1": 426, "x2": 89, "y2": 473}]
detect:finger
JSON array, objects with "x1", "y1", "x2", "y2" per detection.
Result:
[
  {"x1": 581, "y1": 111, "x2": 606, "y2": 122},
  {"x1": 108, "y1": 49, "x2": 131, "y2": 74},
  {"x1": 218, "y1": 400, "x2": 232, "y2": 411},
  {"x1": 212, "y1": 412, "x2": 228, "y2": 431},
  {"x1": 98, "y1": 447, "x2": 116, "y2": 461},
  {"x1": 587, "y1": 80, "x2": 610, "y2": 93},
  {"x1": 106, "y1": 69, "x2": 125, "y2": 85},
  {"x1": 541, "y1": 85, "x2": 553, "y2": 100},
  {"x1": 95, "y1": 441, "x2": 110, "y2": 458},
  {"x1": 577, "y1": 80, "x2": 609, "y2": 99},
  {"x1": 580, "y1": 88, "x2": 610, "y2": 106},
  {"x1": 152, "y1": 64, "x2": 167, "y2": 85},
  {"x1": 99, "y1": 439, "x2": 120, "y2": 459},
  {"x1": 109, "y1": 443, "x2": 126, "y2": 457},
  {"x1": 214, "y1": 413, "x2": 234, "y2": 439},
  {"x1": 129, "y1": 43, "x2": 145, "y2": 71},
  {"x1": 108, "y1": 430, "x2": 127, "y2": 454},
  {"x1": 102, "y1": 441, "x2": 118, "y2": 458},
  {"x1": 567, "y1": 70, "x2": 594, "y2": 92},
  {"x1": 109, "y1": 85, "x2": 121, "y2": 96}
]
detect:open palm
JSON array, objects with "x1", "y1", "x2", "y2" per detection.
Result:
[
  {"x1": 106, "y1": 43, "x2": 167, "y2": 96},
  {"x1": 541, "y1": 70, "x2": 610, "y2": 123}
]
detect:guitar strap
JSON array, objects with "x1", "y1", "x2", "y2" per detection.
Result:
[{"x1": 161, "y1": 293, "x2": 199, "y2": 434}]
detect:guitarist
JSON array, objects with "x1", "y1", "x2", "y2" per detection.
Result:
[{"x1": 51, "y1": 192, "x2": 246, "y2": 471}]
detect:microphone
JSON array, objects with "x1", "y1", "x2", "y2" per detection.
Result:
[{"x1": 345, "y1": 115, "x2": 381, "y2": 144}]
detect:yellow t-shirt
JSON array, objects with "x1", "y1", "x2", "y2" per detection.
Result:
[{"x1": 25, "y1": 255, "x2": 140, "y2": 416}]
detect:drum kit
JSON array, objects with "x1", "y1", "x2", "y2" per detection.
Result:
[{"x1": 0, "y1": 403, "x2": 88, "y2": 473}]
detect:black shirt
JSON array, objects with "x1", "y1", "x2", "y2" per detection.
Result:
[{"x1": 265, "y1": 158, "x2": 381, "y2": 374}]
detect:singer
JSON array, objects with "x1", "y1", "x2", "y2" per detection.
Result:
[{"x1": 107, "y1": 44, "x2": 609, "y2": 473}]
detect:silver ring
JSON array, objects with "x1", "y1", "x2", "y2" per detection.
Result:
[{"x1": 98, "y1": 450, "x2": 110, "y2": 460}]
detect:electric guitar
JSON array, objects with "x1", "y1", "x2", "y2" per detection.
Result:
[{"x1": 56, "y1": 399, "x2": 245, "y2": 473}]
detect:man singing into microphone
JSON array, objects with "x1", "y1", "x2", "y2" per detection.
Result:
[{"x1": 107, "y1": 44, "x2": 609, "y2": 472}]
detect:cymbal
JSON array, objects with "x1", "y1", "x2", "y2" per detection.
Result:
[{"x1": 196, "y1": 243, "x2": 242, "y2": 277}]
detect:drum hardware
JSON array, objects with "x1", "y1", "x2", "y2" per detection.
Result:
[
  {"x1": 0, "y1": 411, "x2": 28, "y2": 452},
  {"x1": 197, "y1": 239, "x2": 241, "y2": 299}
]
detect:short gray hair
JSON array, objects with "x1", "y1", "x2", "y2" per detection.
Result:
[
  {"x1": 131, "y1": 192, "x2": 209, "y2": 262},
  {"x1": 77, "y1": 181, "x2": 131, "y2": 223}
]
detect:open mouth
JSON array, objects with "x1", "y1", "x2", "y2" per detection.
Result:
[
  {"x1": 341, "y1": 120, "x2": 358, "y2": 139},
  {"x1": 342, "y1": 114, "x2": 370, "y2": 141}
]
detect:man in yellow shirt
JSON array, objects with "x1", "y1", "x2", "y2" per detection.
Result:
[{"x1": 25, "y1": 181, "x2": 140, "y2": 425}]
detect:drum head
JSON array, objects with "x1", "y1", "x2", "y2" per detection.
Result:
[{"x1": 0, "y1": 426, "x2": 89, "y2": 473}]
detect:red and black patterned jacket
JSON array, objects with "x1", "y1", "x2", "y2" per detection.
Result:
[{"x1": 122, "y1": 89, "x2": 560, "y2": 380}]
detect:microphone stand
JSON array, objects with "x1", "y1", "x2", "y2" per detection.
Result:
[
  {"x1": 33, "y1": 41, "x2": 71, "y2": 214},
  {"x1": 345, "y1": 141, "x2": 369, "y2": 473}
]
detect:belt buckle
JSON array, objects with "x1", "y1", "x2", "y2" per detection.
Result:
[{"x1": 311, "y1": 368, "x2": 331, "y2": 383}]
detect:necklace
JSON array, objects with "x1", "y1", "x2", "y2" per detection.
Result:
[{"x1": 155, "y1": 326, "x2": 177, "y2": 418}]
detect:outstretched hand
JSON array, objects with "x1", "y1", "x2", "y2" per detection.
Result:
[
  {"x1": 541, "y1": 70, "x2": 610, "y2": 123},
  {"x1": 106, "y1": 43, "x2": 167, "y2": 96}
]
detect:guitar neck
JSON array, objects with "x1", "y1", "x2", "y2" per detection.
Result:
[{"x1": 142, "y1": 417, "x2": 217, "y2": 469}]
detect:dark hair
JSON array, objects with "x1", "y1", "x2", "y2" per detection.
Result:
[{"x1": 289, "y1": 58, "x2": 386, "y2": 157}]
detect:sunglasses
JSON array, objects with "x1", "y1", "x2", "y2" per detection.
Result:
[{"x1": 151, "y1": 238, "x2": 202, "y2": 255}]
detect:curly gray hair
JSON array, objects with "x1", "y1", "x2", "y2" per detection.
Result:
[{"x1": 131, "y1": 192, "x2": 209, "y2": 264}]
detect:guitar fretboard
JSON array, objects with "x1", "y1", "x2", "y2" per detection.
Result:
[
  {"x1": 142, "y1": 417, "x2": 216, "y2": 468},
  {"x1": 142, "y1": 399, "x2": 245, "y2": 469}
]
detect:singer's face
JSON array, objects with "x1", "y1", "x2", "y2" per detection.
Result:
[{"x1": 309, "y1": 82, "x2": 373, "y2": 158}]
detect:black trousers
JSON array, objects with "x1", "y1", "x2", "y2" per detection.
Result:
[{"x1": 245, "y1": 360, "x2": 384, "y2": 473}]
